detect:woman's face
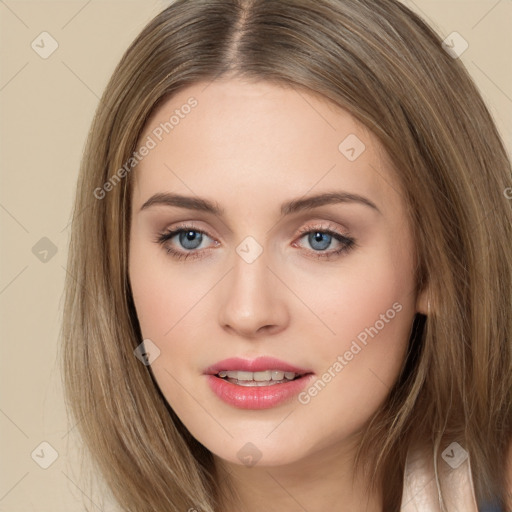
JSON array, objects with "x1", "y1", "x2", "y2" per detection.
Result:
[{"x1": 129, "y1": 78, "x2": 427, "y2": 468}]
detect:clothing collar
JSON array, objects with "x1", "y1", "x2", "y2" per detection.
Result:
[{"x1": 401, "y1": 444, "x2": 478, "y2": 511}]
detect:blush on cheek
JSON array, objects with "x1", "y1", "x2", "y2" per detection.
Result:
[
  {"x1": 327, "y1": 297, "x2": 410, "y2": 382},
  {"x1": 129, "y1": 248, "x2": 182, "y2": 337}
]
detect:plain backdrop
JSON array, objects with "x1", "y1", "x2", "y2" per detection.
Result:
[{"x1": 0, "y1": 1, "x2": 511, "y2": 510}]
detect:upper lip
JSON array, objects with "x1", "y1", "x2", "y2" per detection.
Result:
[{"x1": 204, "y1": 356, "x2": 313, "y2": 375}]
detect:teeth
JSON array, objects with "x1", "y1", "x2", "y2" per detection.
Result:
[{"x1": 217, "y1": 370, "x2": 299, "y2": 381}]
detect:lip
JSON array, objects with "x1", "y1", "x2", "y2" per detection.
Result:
[
  {"x1": 204, "y1": 356, "x2": 312, "y2": 375},
  {"x1": 206, "y1": 374, "x2": 314, "y2": 409},
  {"x1": 204, "y1": 356, "x2": 314, "y2": 410}
]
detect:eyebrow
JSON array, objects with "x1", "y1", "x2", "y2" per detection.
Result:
[{"x1": 139, "y1": 191, "x2": 381, "y2": 216}]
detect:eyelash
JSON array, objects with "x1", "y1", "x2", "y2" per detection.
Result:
[{"x1": 154, "y1": 222, "x2": 357, "y2": 262}]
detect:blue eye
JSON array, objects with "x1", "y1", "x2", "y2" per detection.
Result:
[
  {"x1": 155, "y1": 223, "x2": 356, "y2": 261},
  {"x1": 155, "y1": 226, "x2": 214, "y2": 261},
  {"x1": 295, "y1": 225, "x2": 356, "y2": 260}
]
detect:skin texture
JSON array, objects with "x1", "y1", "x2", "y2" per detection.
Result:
[{"x1": 129, "y1": 78, "x2": 429, "y2": 511}]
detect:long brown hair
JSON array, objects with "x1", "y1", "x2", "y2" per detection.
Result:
[{"x1": 61, "y1": 0, "x2": 512, "y2": 510}]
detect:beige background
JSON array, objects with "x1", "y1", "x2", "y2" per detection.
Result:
[{"x1": 0, "y1": 1, "x2": 511, "y2": 510}]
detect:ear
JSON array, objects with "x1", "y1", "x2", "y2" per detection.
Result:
[{"x1": 415, "y1": 285, "x2": 430, "y2": 316}]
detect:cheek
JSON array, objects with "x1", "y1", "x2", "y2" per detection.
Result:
[
  {"x1": 296, "y1": 240, "x2": 416, "y2": 393},
  {"x1": 128, "y1": 235, "x2": 217, "y2": 400},
  {"x1": 302, "y1": 242, "x2": 413, "y2": 342},
  {"x1": 129, "y1": 241, "x2": 206, "y2": 411},
  {"x1": 129, "y1": 232, "x2": 205, "y2": 340}
]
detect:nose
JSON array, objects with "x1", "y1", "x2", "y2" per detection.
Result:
[{"x1": 217, "y1": 251, "x2": 289, "y2": 339}]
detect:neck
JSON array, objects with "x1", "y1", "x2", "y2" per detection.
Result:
[{"x1": 213, "y1": 438, "x2": 383, "y2": 512}]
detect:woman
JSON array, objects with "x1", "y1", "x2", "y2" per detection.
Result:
[{"x1": 61, "y1": 0, "x2": 512, "y2": 510}]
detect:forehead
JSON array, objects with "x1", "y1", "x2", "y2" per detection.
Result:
[{"x1": 133, "y1": 78, "x2": 402, "y2": 218}]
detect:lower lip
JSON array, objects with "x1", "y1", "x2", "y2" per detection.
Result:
[{"x1": 205, "y1": 374, "x2": 314, "y2": 409}]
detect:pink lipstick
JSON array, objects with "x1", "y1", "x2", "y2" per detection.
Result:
[{"x1": 204, "y1": 356, "x2": 314, "y2": 409}]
